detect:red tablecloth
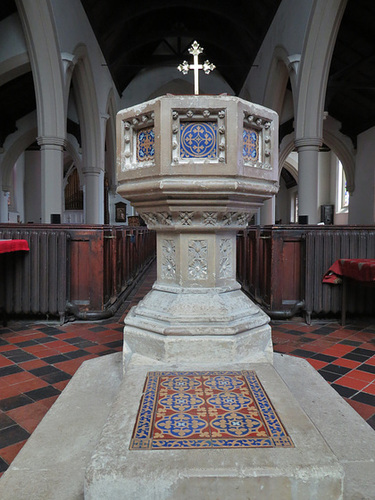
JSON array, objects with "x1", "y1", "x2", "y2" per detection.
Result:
[
  {"x1": 0, "y1": 239, "x2": 29, "y2": 254},
  {"x1": 323, "y1": 258, "x2": 375, "y2": 284}
]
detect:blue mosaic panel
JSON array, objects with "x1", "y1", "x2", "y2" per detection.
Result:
[
  {"x1": 243, "y1": 128, "x2": 259, "y2": 162},
  {"x1": 130, "y1": 370, "x2": 294, "y2": 450},
  {"x1": 180, "y1": 122, "x2": 217, "y2": 159},
  {"x1": 137, "y1": 127, "x2": 155, "y2": 162}
]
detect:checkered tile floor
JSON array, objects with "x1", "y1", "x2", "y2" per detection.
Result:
[{"x1": 0, "y1": 262, "x2": 374, "y2": 476}]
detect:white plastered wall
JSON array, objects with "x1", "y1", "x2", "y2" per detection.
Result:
[{"x1": 349, "y1": 127, "x2": 375, "y2": 225}]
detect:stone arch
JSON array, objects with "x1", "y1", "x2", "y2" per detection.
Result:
[
  {"x1": 279, "y1": 131, "x2": 296, "y2": 176},
  {"x1": 16, "y1": 0, "x2": 65, "y2": 137},
  {"x1": 1, "y1": 122, "x2": 37, "y2": 191},
  {"x1": 295, "y1": 0, "x2": 347, "y2": 141},
  {"x1": 263, "y1": 46, "x2": 292, "y2": 116},
  {"x1": 105, "y1": 89, "x2": 117, "y2": 191},
  {"x1": 70, "y1": 44, "x2": 101, "y2": 169}
]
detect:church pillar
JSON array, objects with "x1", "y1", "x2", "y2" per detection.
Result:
[
  {"x1": 295, "y1": 138, "x2": 322, "y2": 224},
  {"x1": 0, "y1": 190, "x2": 10, "y2": 223},
  {"x1": 37, "y1": 136, "x2": 65, "y2": 223},
  {"x1": 259, "y1": 197, "x2": 275, "y2": 225},
  {"x1": 83, "y1": 166, "x2": 102, "y2": 224}
]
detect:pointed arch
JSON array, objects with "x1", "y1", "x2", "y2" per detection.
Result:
[
  {"x1": 295, "y1": 0, "x2": 347, "y2": 141},
  {"x1": 15, "y1": 0, "x2": 65, "y2": 137}
]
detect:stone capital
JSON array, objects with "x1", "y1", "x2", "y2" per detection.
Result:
[
  {"x1": 37, "y1": 136, "x2": 66, "y2": 149},
  {"x1": 294, "y1": 137, "x2": 323, "y2": 150},
  {"x1": 82, "y1": 166, "x2": 102, "y2": 176}
]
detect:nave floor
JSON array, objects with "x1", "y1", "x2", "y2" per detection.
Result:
[{"x1": 0, "y1": 263, "x2": 374, "y2": 477}]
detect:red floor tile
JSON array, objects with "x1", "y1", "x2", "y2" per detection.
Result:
[
  {"x1": 0, "y1": 440, "x2": 27, "y2": 465},
  {"x1": 307, "y1": 358, "x2": 328, "y2": 370},
  {"x1": 334, "y1": 374, "x2": 371, "y2": 391},
  {"x1": 7, "y1": 401, "x2": 51, "y2": 433},
  {"x1": 364, "y1": 383, "x2": 375, "y2": 396},
  {"x1": 331, "y1": 358, "x2": 361, "y2": 369},
  {"x1": 345, "y1": 399, "x2": 375, "y2": 420}
]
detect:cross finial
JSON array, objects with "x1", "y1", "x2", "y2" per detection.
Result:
[{"x1": 177, "y1": 41, "x2": 215, "y2": 95}]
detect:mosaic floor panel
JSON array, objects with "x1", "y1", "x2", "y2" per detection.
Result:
[{"x1": 130, "y1": 371, "x2": 294, "y2": 450}]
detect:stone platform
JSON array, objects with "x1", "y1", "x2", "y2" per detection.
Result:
[{"x1": 1, "y1": 353, "x2": 375, "y2": 499}]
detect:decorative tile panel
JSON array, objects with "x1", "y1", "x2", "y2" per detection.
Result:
[
  {"x1": 171, "y1": 108, "x2": 226, "y2": 164},
  {"x1": 121, "y1": 112, "x2": 155, "y2": 170},
  {"x1": 137, "y1": 127, "x2": 155, "y2": 162},
  {"x1": 243, "y1": 128, "x2": 259, "y2": 162},
  {"x1": 188, "y1": 240, "x2": 208, "y2": 280},
  {"x1": 180, "y1": 122, "x2": 217, "y2": 159},
  {"x1": 130, "y1": 370, "x2": 294, "y2": 450}
]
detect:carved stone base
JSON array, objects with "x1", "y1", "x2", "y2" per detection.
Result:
[{"x1": 123, "y1": 284, "x2": 273, "y2": 365}]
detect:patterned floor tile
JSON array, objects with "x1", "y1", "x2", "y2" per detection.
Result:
[{"x1": 130, "y1": 371, "x2": 293, "y2": 450}]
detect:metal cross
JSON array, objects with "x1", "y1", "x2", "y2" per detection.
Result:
[{"x1": 177, "y1": 41, "x2": 215, "y2": 95}]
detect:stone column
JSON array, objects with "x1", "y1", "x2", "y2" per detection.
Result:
[
  {"x1": 259, "y1": 197, "x2": 275, "y2": 225},
  {"x1": 0, "y1": 190, "x2": 9, "y2": 223},
  {"x1": 37, "y1": 136, "x2": 65, "y2": 223},
  {"x1": 295, "y1": 138, "x2": 322, "y2": 224},
  {"x1": 83, "y1": 166, "x2": 103, "y2": 224}
]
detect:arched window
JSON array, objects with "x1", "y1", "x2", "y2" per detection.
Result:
[{"x1": 337, "y1": 160, "x2": 349, "y2": 213}]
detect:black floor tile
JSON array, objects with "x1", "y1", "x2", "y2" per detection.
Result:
[
  {"x1": 104, "y1": 340, "x2": 123, "y2": 348},
  {"x1": 2, "y1": 351, "x2": 36, "y2": 363},
  {"x1": 64, "y1": 349, "x2": 90, "y2": 359},
  {"x1": 41, "y1": 355, "x2": 69, "y2": 365},
  {"x1": 330, "y1": 384, "x2": 357, "y2": 398},
  {"x1": 64, "y1": 337, "x2": 86, "y2": 344},
  {"x1": 14, "y1": 340, "x2": 38, "y2": 347},
  {"x1": 313, "y1": 326, "x2": 337, "y2": 335},
  {"x1": 367, "y1": 414, "x2": 375, "y2": 430},
  {"x1": 357, "y1": 364, "x2": 375, "y2": 374},
  {"x1": 0, "y1": 338, "x2": 9, "y2": 346},
  {"x1": 312, "y1": 353, "x2": 337, "y2": 363},
  {"x1": 351, "y1": 348, "x2": 374, "y2": 358},
  {"x1": 29, "y1": 365, "x2": 61, "y2": 377},
  {"x1": 0, "y1": 425, "x2": 30, "y2": 448},
  {"x1": 72, "y1": 340, "x2": 97, "y2": 348},
  {"x1": 0, "y1": 394, "x2": 33, "y2": 412},
  {"x1": 351, "y1": 392, "x2": 375, "y2": 406},
  {"x1": 342, "y1": 352, "x2": 370, "y2": 362},
  {"x1": 40, "y1": 371, "x2": 71, "y2": 384},
  {"x1": 0, "y1": 412, "x2": 16, "y2": 430},
  {"x1": 33, "y1": 337, "x2": 58, "y2": 344},
  {"x1": 339, "y1": 340, "x2": 362, "y2": 346},
  {"x1": 24, "y1": 386, "x2": 60, "y2": 402},
  {"x1": 97, "y1": 349, "x2": 118, "y2": 356},
  {"x1": 318, "y1": 370, "x2": 342, "y2": 382},
  {"x1": 0, "y1": 456, "x2": 8, "y2": 472},
  {"x1": 0, "y1": 365, "x2": 23, "y2": 377},
  {"x1": 38, "y1": 327, "x2": 64, "y2": 335},
  {"x1": 89, "y1": 326, "x2": 107, "y2": 332},
  {"x1": 322, "y1": 364, "x2": 352, "y2": 376}
]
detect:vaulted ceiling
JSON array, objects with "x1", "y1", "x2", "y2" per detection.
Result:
[
  {"x1": 80, "y1": 0, "x2": 282, "y2": 96},
  {"x1": 1, "y1": 0, "x2": 375, "y2": 149}
]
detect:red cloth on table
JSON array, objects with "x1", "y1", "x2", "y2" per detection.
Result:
[
  {"x1": 0, "y1": 239, "x2": 29, "y2": 254},
  {"x1": 323, "y1": 258, "x2": 375, "y2": 284}
]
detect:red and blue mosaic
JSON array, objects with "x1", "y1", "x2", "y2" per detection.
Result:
[{"x1": 130, "y1": 370, "x2": 294, "y2": 450}]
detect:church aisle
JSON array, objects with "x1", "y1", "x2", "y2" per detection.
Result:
[{"x1": 0, "y1": 262, "x2": 374, "y2": 477}]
